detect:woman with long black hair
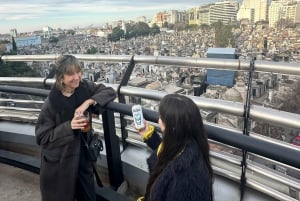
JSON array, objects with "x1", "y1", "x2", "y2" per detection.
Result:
[{"x1": 137, "y1": 94, "x2": 213, "y2": 201}]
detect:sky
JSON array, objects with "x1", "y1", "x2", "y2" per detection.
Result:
[{"x1": 0, "y1": 0, "x2": 232, "y2": 34}]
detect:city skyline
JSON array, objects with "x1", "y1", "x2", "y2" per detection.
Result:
[{"x1": 0, "y1": 0, "x2": 225, "y2": 34}]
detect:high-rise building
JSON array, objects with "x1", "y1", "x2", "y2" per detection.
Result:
[
  {"x1": 237, "y1": 0, "x2": 268, "y2": 23},
  {"x1": 42, "y1": 26, "x2": 52, "y2": 39},
  {"x1": 198, "y1": 5, "x2": 210, "y2": 25},
  {"x1": 269, "y1": 0, "x2": 300, "y2": 27},
  {"x1": 282, "y1": 2, "x2": 300, "y2": 24},
  {"x1": 189, "y1": 1, "x2": 238, "y2": 26},
  {"x1": 269, "y1": 0, "x2": 283, "y2": 27},
  {"x1": 209, "y1": 1, "x2": 239, "y2": 25},
  {"x1": 188, "y1": 7, "x2": 200, "y2": 25},
  {"x1": 155, "y1": 12, "x2": 167, "y2": 27},
  {"x1": 165, "y1": 10, "x2": 187, "y2": 25}
]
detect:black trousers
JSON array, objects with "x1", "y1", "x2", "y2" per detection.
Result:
[{"x1": 75, "y1": 145, "x2": 96, "y2": 201}]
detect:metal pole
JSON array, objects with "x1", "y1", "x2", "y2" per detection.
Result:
[
  {"x1": 117, "y1": 56, "x2": 135, "y2": 150},
  {"x1": 240, "y1": 59, "x2": 255, "y2": 201},
  {"x1": 101, "y1": 109, "x2": 124, "y2": 189}
]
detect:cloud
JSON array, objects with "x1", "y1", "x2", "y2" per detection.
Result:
[
  {"x1": 0, "y1": 0, "x2": 220, "y2": 33},
  {"x1": 0, "y1": 2, "x2": 50, "y2": 21}
]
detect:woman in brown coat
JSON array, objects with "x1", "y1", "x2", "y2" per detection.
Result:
[{"x1": 35, "y1": 55, "x2": 116, "y2": 201}]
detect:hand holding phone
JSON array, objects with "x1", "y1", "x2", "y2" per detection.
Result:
[{"x1": 132, "y1": 105, "x2": 145, "y2": 130}]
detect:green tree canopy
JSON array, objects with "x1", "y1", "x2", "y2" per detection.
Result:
[
  {"x1": 12, "y1": 37, "x2": 17, "y2": 53},
  {"x1": 108, "y1": 22, "x2": 160, "y2": 42},
  {"x1": 107, "y1": 26, "x2": 124, "y2": 42},
  {"x1": 67, "y1": 29, "x2": 75, "y2": 35},
  {"x1": 149, "y1": 23, "x2": 160, "y2": 35},
  {"x1": 0, "y1": 52, "x2": 40, "y2": 77},
  {"x1": 49, "y1": 37, "x2": 59, "y2": 43},
  {"x1": 211, "y1": 21, "x2": 235, "y2": 47},
  {"x1": 86, "y1": 46, "x2": 97, "y2": 54}
]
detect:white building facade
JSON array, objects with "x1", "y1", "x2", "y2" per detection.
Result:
[
  {"x1": 209, "y1": 1, "x2": 239, "y2": 25},
  {"x1": 269, "y1": 0, "x2": 283, "y2": 27},
  {"x1": 237, "y1": 0, "x2": 268, "y2": 24}
]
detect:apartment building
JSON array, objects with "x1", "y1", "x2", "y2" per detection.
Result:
[{"x1": 237, "y1": 0, "x2": 268, "y2": 23}]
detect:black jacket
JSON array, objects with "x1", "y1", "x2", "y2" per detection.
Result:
[{"x1": 145, "y1": 132, "x2": 212, "y2": 201}]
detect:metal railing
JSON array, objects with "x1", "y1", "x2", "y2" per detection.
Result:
[
  {"x1": 1, "y1": 54, "x2": 300, "y2": 201},
  {"x1": 2, "y1": 54, "x2": 300, "y2": 75}
]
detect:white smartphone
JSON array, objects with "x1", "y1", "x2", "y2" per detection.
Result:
[{"x1": 132, "y1": 105, "x2": 145, "y2": 129}]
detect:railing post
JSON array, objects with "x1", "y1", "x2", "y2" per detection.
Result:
[
  {"x1": 240, "y1": 58, "x2": 255, "y2": 201},
  {"x1": 102, "y1": 109, "x2": 124, "y2": 189},
  {"x1": 117, "y1": 56, "x2": 135, "y2": 150}
]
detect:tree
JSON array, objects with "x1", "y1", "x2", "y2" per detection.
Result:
[
  {"x1": 163, "y1": 21, "x2": 168, "y2": 28},
  {"x1": 212, "y1": 21, "x2": 234, "y2": 47},
  {"x1": 107, "y1": 26, "x2": 124, "y2": 42},
  {"x1": 12, "y1": 37, "x2": 17, "y2": 53},
  {"x1": 67, "y1": 29, "x2": 75, "y2": 35},
  {"x1": 0, "y1": 52, "x2": 40, "y2": 77},
  {"x1": 150, "y1": 23, "x2": 160, "y2": 35},
  {"x1": 108, "y1": 22, "x2": 161, "y2": 42},
  {"x1": 49, "y1": 37, "x2": 59, "y2": 43},
  {"x1": 86, "y1": 46, "x2": 97, "y2": 54}
]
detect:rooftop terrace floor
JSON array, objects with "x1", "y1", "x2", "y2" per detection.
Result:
[{"x1": 0, "y1": 163, "x2": 41, "y2": 201}]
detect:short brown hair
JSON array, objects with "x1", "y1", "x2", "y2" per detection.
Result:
[{"x1": 55, "y1": 55, "x2": 82, "y2": 90}]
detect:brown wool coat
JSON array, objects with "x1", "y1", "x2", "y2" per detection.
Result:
[{"x1": 35, "y1": 80, "x2": 116, "y2": 201}]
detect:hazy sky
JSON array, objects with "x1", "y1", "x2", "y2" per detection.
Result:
[{"x1": 0, "y1": 0, "x2": 233, "y2": 34}]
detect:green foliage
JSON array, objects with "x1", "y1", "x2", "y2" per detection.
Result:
[
  {"x1": 211, "y1": 21, "x2": 235, "y2": 48},
  {"x1": 12, "y1": 37, "x2": 17, "y2": 53},
  {"x1": 107, "y1": 26, "x2": 125, "y2": 42},
  {"x1": 126, "y1": 22, "x2": 150, "y2": 39},
  {"x1": 67, "y1": 29, "x2": 75, "y2": 35},
  {"x1": 149, "y1": 24, "x2": 160, "y2": 35},
  {"x1": 108, "y1": 22, "x2": 160, "y2": 42},
  {"x1": 86, "y1": 46, "x2": 97, "y2": 54},
  {"x1": 163, "y1": 21, "x2": 168, "y2": 28},
  {"x1": 0, "y1": 52, "x2": 40, "y2": 77}
]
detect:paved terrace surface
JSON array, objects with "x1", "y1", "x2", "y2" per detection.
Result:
[
  {"x1": 0, "y1": 163, "x2": 41, "y2": 201},
  {"x1": 0, "y1": 162, "x2": 278, "y2": 201},
  {"x1": 0, "y1": 162, "x2": 138, "y2": 201}
]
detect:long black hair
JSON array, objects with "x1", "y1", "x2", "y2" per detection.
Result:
[{"x1": 144, "y1": 94, "x2": 213, "y2": 200}]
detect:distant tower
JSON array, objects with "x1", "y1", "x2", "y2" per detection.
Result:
[
  {"x1": 121, "y1": 21, "x2": 126, "y2": 35},
  {"x1": 43, "y1": 26, "x2": 53, "y2": 39},
  {"x1": 10, "y1": 29, "x2": 17, "y2": 37}
]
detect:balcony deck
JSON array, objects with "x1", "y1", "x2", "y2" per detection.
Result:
[
  {"x1": 0, "y1": 163, "x2": 41, "y2": 201},
  {"x1": 0, "y1": 153, "x2": 277, "y2": 201},
  {"x1": 1, "y1": 55, "x2": 300, "y2": 201}
]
